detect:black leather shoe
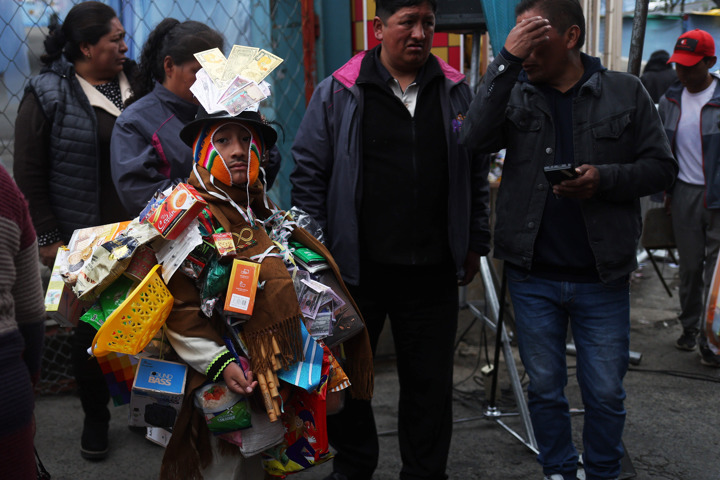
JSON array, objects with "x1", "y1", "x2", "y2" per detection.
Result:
[
  {"x1": 324, "y1": 474, "x2": 350, "y2": 480},
  {"x1": 699, "y1": 345, "x2": 720, "y2": 367},
  {"x1": 675, "y1": 329, "x2": 698, "y2": 351},
  {"x1": 81, "y1": 420, "x2": 109, "y2": 460},
  {"x1": 128, "y1": 425, "x2": 146, "y2": 435}
]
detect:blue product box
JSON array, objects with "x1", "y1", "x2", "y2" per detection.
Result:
[{"x1": 129, "y1": 358, "x2": 187, "y2": 429}]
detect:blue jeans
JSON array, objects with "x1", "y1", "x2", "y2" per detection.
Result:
[{"x1": 506, "y1": 268, "x2": 630, "y2": 480}]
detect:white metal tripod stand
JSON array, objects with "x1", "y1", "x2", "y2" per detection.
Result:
[{"x1": 463, "y1": 256, "x2": 538, "y2": 453}]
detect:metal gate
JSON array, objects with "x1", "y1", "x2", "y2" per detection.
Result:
[
  {"x1": 0, "y1": 0, "x2": 310, "y2": 394},
  {"x1": 0, "y1": 0, "x2": 309, "y2": 206}
]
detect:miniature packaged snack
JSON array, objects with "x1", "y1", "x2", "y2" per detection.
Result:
[
  {"x1": 80, "y1": 301, "x2": 106, "y2": 331},
  {"x1": 199, "y1": 257, "x2": 231, "y2": 317},
  {"x1": 73, "y1": 235, "x2": 136, "y2": 300},
  {"x1": 145, "y1": 183, "x2": 207, "y2": 240},
  {"x1": 124, "y1": 245, "x2": 158, "y2": 282},
  {"x1": 224, "y1": 259, "x2": 261, "y2": 319},
  {"x1": 65, "y1": 219, "x2": 161, "y2": 301},
  {"x1": 194, "y1": 383, "x2": 252, "y2": 434},
  {"x1": 63, "y1": 221, "x2": 132, "y2": 284},
  {"x1": 180, "y1": 242, "x2": 215, "y2": 280},
  {"x1": 45, "y1": 247, "x2": 85, "y2": 327},
  {"x1": 98, "y1": 275, "x2": 137, "y2": 320},
  {"x1": 213, "y1": 232, "x2": 237, "y2": 257}
]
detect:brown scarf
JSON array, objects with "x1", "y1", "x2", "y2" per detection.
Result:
[{"x1": 189, "y1": 167, "x2": 303, "y2": 376}]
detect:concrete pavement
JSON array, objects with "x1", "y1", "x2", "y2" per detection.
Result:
[{"x1": 33, "y1": 259, "x2": 720, "y2": 479}]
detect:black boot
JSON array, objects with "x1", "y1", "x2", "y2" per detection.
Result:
[
  {"x1": 81, "y1": 419, "x2": 109, "y2": 460},
  {"x1": 72, "y1": 322, "x2": 111, "y2": 460}
]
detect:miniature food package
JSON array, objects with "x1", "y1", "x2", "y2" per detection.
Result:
[
  {"x1": 98, "y1": 275, "x2": 137, "y2": 319},
  {"x1": 213, "y1": 232, "x2": 237, "y2": 257},
  {"x1": 80, "y1": 301, "x2": 106, "y2": 331},
  {"x1": 145, "y1": 183, "x2": 207, "y2": 240},
  {"x1": 194, "y1": 382, "x2": 252, "y2": 433},
  {"x1": 45, "y1": 247, "x2": 85, "y2": 327},
  {"x1": 64, "y1": 221, "x2": 132, "y2": 284},
  {"x1": 224, "y1": 259, "x2": 261, "y2": 319}
]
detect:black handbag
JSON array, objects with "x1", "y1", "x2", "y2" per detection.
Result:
[
  {"x1": 641, "y1": 207, "x2": 676, "y2": 249},
  {"x1": 313, "y1": 269, "x2": 365, "y2": 348},
  {"x1": 35, "y1": 447, "x2": 51, "y2": 480}
]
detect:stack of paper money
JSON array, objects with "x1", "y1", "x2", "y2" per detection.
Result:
[{"x1": 190, "y1": 45, "x2": 283, "y2": 116}]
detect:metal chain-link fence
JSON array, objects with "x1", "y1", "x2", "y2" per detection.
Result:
[
  {"x1": 37, "y1": 327, "x2": 76, "y2": 395},
  {"x1": 1, "y1": 0, "x2": 310, "y2": 395}
]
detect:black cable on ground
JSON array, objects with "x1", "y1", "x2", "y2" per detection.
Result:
[
  {"x1": 454, "y1": 315, "x2": 478, "y2": 352},
  {"x1": 628, "y1": 366, "x2": 720, "y2": 383}
]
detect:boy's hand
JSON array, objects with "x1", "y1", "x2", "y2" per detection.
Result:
[{"x1": 222, "y1": 361, "x2": 257, "y2": 395}]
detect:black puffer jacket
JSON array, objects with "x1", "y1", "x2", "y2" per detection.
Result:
[{"x1": 15, "y1": 57, "x2": 135, "y2": 242}]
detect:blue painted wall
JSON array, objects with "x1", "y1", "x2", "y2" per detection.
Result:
[
  {"x1": 318, "y1": 0, "x2": 352, "y2": 78},
  {"x1": 265, "y1": 0, "x2": 307, "y2": 209}
]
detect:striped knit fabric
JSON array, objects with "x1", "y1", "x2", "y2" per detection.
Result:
[
  {"x1": 193, "y1": 122, "x2": 232, "y2": 186},
  {"x1": 0, "y1": 165, "x2": 46, "y2": 480},
  {"x1": 245, "y1": 124, "x2": 263, "y2": 185},
  {"x1": 192, "y1": 121, "x2": 263, "y2": 186}
]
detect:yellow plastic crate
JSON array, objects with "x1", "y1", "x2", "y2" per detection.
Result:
[{"x1": 91, "y1": 264, "x2": 174, "y2": 357}]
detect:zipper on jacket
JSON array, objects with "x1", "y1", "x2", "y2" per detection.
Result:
[{"x1": 411, "y1": 118, "x2": 418, "y2": 264}]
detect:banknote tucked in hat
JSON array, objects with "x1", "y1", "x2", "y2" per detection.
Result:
[{"x1": 183, "y1": 45, "x2": 281, "y2": 187}]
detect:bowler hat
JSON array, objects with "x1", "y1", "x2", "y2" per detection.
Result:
[{"x1": 180, "y1": 107, "x2": 278, "y2": 149}]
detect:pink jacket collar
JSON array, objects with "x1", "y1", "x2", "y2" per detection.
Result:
[{"x1": 332, "y1": 50, "x2": 466, "y2": 89}]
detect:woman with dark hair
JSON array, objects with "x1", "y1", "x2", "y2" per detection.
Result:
[
  {"x1": 110, "y1": 19, "x2": 225, "y2": 216},
  {"x1": 13, "y1": 1, "x2": 138, "y2": 461}
]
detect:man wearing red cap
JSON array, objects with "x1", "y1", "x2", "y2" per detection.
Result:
[{"x1": 659, "y1": 29, "x2": 720, "y2": 367}]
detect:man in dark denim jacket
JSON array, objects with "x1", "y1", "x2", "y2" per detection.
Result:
[{"x1": 461, "y1": 1, "x2": 676, "y2": 479}]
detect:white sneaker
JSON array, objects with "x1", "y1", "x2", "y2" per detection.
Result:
[{"x1": 543, "y1": 475, "x2": 565, "y2": 480}]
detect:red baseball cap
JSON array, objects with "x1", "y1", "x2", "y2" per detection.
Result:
[{"x1": 668, "y1": 29, "x2": 716, "y2": 66}]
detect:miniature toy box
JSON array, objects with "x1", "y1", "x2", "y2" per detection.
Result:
[
  {"x1": 129, "y1": 358, "x2": 187, "y2": 428},
  {"x1": 45, "y1": 250, "x2": 84, "y2": 327},
  {"x1": 145, "y1": 184, "x2": 207, "y2": 240},
  {"x1": 224, "y1": 259, "x2": 261, "y2": 319}
]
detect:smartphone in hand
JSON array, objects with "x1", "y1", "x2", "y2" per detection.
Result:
[{"x1": 543, "y1": 164, "x2": 579, "y2": 185}]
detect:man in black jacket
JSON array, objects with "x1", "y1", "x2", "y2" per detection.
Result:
[
  {"x1": 291, "y1": 1, "x2": 490, "y2": 478},
  {"x1": 461, "y1": 1, "x2": 676, "y2": 479}
]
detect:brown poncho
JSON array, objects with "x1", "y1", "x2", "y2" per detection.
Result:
[{"x1": 160, "y1": 167, "x2": 373, "y2": 479}]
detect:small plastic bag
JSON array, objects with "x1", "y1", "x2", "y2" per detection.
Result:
[
  {"x1": 194, "y1": 382, "x2": 252, "y2": 434},
  {"x1": 288, "y1": 207, "x2": 325, "y2": 245},
  {"x1": 199, "y1": 256, "x2": 231, "y2": 316}
]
